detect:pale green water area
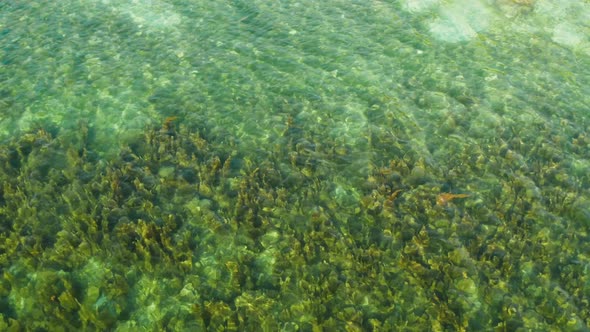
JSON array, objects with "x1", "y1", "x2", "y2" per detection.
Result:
[{"x1": 1, "y1": 0, "x2": 590, "y2": 330}]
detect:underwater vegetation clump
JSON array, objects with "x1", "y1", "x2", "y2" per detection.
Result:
[{"x1": 0, "y1": 116, "x2": 588, "y2": 330}]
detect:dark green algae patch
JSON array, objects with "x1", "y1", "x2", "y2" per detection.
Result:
[{"x1": 0, "y1": 118, "x2": 589, "y2": 331}]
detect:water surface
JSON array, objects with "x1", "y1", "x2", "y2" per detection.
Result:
[{"x1": 0, "y1": 0, "x2": 589, "y2": 330}]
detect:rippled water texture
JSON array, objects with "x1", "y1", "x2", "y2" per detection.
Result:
[{"x1": 1, "y1": 0, "x2": 589, "y2": 330}]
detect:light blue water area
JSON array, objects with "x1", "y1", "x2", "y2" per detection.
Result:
[{"x1": 1, "y1": 0, "x2": 590, "y2": 329}]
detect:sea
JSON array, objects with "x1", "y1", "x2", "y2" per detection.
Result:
[{"x1": 0, "y1": 0, "x2": 589, "y2": 330}]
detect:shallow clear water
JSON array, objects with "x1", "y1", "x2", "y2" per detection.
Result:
[{"x1": 1, "y1": 0, "x2": 589, "y2": 330}]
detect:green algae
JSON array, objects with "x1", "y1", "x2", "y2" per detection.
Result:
[
  {"x1": 0, "y1": 114, "x2": 587, "y2": 330},
  {"x1": 1, "y1": 0, "x2": 589, "y2": 330}
]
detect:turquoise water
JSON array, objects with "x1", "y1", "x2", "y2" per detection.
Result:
[{"x1": 1, "y1": 0, "x2": 589, "y2": 330}]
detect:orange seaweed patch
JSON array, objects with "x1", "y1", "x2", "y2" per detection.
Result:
[
  {"x1": 163, "y1": 116, "x2": 178, "y2": 129},
  {"x1": 436, "y1": 193, "x2": 469, "y2": 206},
  {"x1": 383, "y1": 189, "x2": 402, "y2": 209}
]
